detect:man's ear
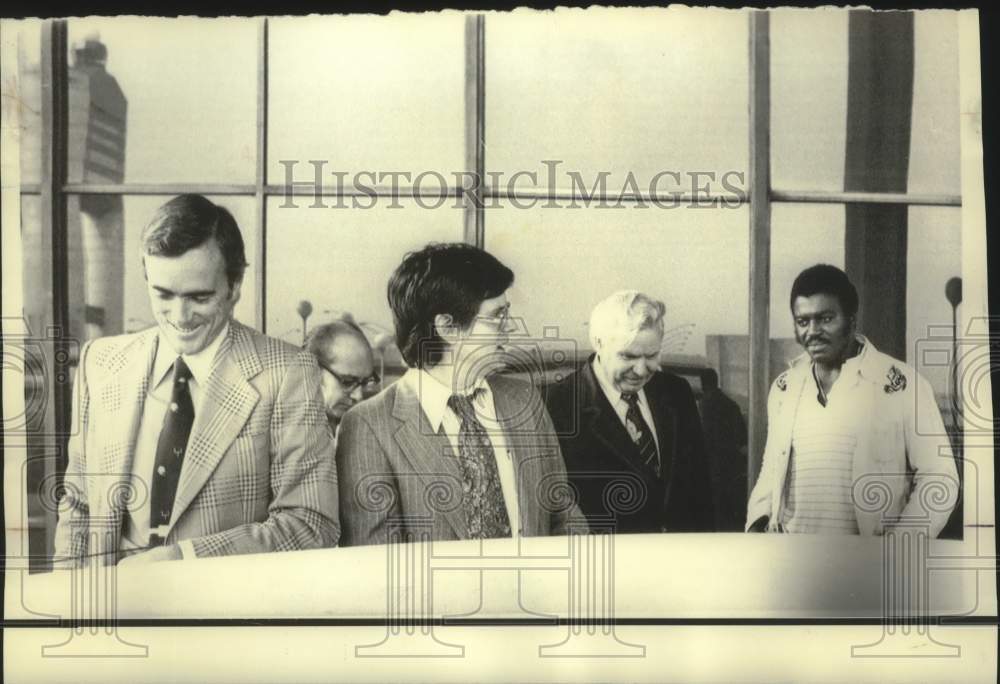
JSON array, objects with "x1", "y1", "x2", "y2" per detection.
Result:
[
  {"x1": 228, "y1": 277, "x2": 244, "y2": 307},
  {"x1": 433, "y1": 313, "x2": 455, "y2": 342}
]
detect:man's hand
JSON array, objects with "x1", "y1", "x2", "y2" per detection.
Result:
[{"x1": 117, "y1": 544, "x2": 182, "y2": 565}]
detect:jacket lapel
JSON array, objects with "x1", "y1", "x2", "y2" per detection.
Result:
[
  {"x1": 390, "y1": 379, "x2": 468, "y2": 539},
  {"x1": 770, "y1": 359, "x2": 811, "y2": 522},
  {"x1": 170, "y1": 323, "x2": 261, "y2": 530},
  {"x1": 646, "y1": 383, "x2": 677, "y2": 496},
  {"x1": 91, "y1": 329, "x2": 158, "y2": 478},
  {"x1": 579, "y1": 361, "x2": 647, "y2": 477},
  {"x1": 490, "y1": 376, "x2": 537, "y2": 535}
]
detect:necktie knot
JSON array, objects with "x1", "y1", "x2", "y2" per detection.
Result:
[
  {"x1": 621, "y1": 391, "x2": 640, "y2": 408},
  {"x1": 173, "y1": 356, "x2": 192, "y2": 385},
  {"x1": 447, "y1": 389, "x2": 483, "y2": 423}
]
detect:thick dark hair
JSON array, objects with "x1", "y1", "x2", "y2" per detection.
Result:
[
  {"x1": 141, "y1": 194, "x2": 248, "y2": 288},
  {"x1": 790, "y1": 264, "x2": 859, "y2": 317},
  {"x1": 388, "y1": 242, "x2": 514, "y2": 368}
]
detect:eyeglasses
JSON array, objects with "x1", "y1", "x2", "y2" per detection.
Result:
[
  {"x1": 318, "y1": 362, "x2": 380, "y2": 392},
  {"x1": 476, "y1": 305, "x2": 512, "y2": 329}
]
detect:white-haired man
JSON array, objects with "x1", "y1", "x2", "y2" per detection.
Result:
[{"x1": 545, "y1": 291, "x2": 714, "y2": 533}]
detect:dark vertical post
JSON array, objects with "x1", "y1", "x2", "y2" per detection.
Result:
[
  {"x1": 463, "y1": 14, "x2": 485, "y2": 247},
  {"x1": 747, "y1": 10, "x2": 772, "y2": 495},
  {"x1": 843, "y1": 10, "x2": 914, "y2": 361},
  {"x1": 255, "y1": 18, "x2": 269, "y2": 332}
]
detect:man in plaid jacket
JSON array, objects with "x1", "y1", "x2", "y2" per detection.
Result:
[{"x1": 54, "y1": 195, "x2": 339, "y2": 566}]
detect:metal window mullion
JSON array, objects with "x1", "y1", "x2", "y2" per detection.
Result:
[
  {"x1": 37, "y1": 19, "x2": 70, "y2": 566},
  {"x1": 61, "y1": 183, "x2": 257, "y2": 195},
  {"x1": 747, "y1": 11, "x2": 771, "y2": 499},
  {"x1": 772, "y1": 189, "x2": 961, "y2": 207},
  {"x1": 463, "y1": 14, "x2": 485, "y2": 247},
  {"x1": 255, "y1": 17, "x2": 268, "y2": 333}
]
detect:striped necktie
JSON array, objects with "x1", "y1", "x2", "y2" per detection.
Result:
[{"x1": 621, "y1": 391, "x2": 660, "y2": 476}]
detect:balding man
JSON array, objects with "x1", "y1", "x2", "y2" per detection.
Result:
[
  {"x1": 305, "y1": 318, "x2": 378, "y2": 436},
  {"x1": 546, "y1": 290, "x2": 714, "y2": 534}
]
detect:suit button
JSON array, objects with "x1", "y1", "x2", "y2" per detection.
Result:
[
  {"x1": 157, "y1": 465, "x2": 167, "y2": 476},
  {"x1": 660, "y1": 525, "x2": 668, "y2": 533}
]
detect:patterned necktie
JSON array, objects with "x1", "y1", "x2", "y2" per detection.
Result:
[
  {"x1": 149, "y1": 357, "x2": 194, "y2": 546},
  {"x1": 447, "y1": 390, "x2": 512, "y2": 539},
  {"x1": 621, "y1": 391, "x2": 660, "y2": 476}
]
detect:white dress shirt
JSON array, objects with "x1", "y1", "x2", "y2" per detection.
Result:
[
  {"x1": 121, "y1": 322, "x2": 229, "y2": 557},
  {"x1": 592, "y1": 359, "x2": 661, "y2": 453},
  {"x1": 403, "y1": 367, "x2": 521, "y2": 538}
]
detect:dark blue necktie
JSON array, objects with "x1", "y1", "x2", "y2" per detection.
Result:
[{"x1": 149, "y1": 357, "x2": 194, "y2": 546}]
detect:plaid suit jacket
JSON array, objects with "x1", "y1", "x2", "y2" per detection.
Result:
[
  {"x1": 53, "y1": 320, "x2": 339, "y2": 565},
  {"x1": 336, "y1": 373, "x2": 588, "y2": 546}
]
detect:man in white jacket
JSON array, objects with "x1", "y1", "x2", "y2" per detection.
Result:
[{"x1": 746, "y1": 264, "x2": 959, "y2": 537}]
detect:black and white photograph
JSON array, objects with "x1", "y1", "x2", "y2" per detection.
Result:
[{"x1": 1, "y1": 5, "x2": 996, "y2": 682}]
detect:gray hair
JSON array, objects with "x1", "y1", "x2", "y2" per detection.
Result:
[{"x1": 588, "y1": 290, "x2": 666, "y2": 351}]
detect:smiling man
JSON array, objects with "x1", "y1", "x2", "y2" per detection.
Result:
[
  {"x1": 545, "y1": 290, "x2": 714, "y2": 533},
  {"x1": 54, "y1": 194, "x2": 339, "y2": 566},
  {"x1": 336, "y1": 242, "x2": 587, "y2": 546},
  {"x1": 746, "y1": 264, "x2": 959, "y2": 536}
]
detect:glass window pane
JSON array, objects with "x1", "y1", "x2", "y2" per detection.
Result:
[
  {"x1": 268, "y1": 15, "x2": 465, "y2": 185},
  {"x1": 907, "y1": 206, "x2": 961, "y2": 401},
  {"x1": 16, "y1": 20, "x2": 43, "y2": 186},
  {"x1": 66, "y1": 18, "x2": 257, "y2": 184},
  {"x1": 485, "y1": 203, "x2": 750, "y2": 531},
  {"x1": 908, "y1": 12, "x2": 961, "y2": 196},
  {"x1": 484, "y1": 202, "x2": 748, "y2": 395},
  {"x1": 486, "y1": 8, "x2": 748, "y2": 194},
  {"x1": 67, "y1": 195, "x2": 257, "y2": 344},
  {"x1": 20, "y1": 194, "x2": 45, "y2": 335},
  {"x1": 770, "y1": 202, "x2": 846, "y2": 341},
  {"x1": 770, "y1": 9, "x2": 849, "y2": 192},
  {"x1": 265, "y1": 198, "x2": 465, "y2": 376},
  {"x1": 18, "y1": 194, "x2": 52, "y2": 572}
]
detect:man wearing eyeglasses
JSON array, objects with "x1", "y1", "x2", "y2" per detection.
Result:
[
  {"x1": 305, "y1": 318, "x2": 377, "y2": 437},
  {"x1": 746, "y1": 264, "x2": 959, "y2": 536},
  {"x1": 336, "y1": 242, "x2": 588, "y2": 546}
]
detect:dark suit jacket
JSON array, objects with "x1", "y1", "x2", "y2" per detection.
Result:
[
  {"x1": 336, "y1": 372, "x2": 589, "y2": 546},
  {"x1": 545, "y1": 358, "x2": 714, "y2": 533}
]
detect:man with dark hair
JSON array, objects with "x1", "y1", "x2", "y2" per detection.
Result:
[
  {"x1": 336, "y1": 242, "x2": 587, "y2": 546},
  {"x1": 746, "y1": 264, "x2": 959, "y2": 536},
  {"x1": 305, "y1": 316, "x2": 377, "y2": 436},
  {"x1": 55, "y1": 194, "x2": 339, "y2": 565}
]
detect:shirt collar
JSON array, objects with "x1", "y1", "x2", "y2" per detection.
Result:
[
  {"x1": 591, "y1": 356, "x2": 648, "y2": 410},
  {"x1": 403, "y1": 366, "x2": 491, "y2": 432},
  {"x1": 852, "y1": 334, "x2": 882, "y2": 382},
  {"x1": 153, "y1": 321, "x2": 230, "y2": 388}
]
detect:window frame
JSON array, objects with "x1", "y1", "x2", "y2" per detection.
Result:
[{"x1": 20, "y1": 12, "x2": 963, "y2": 563}]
